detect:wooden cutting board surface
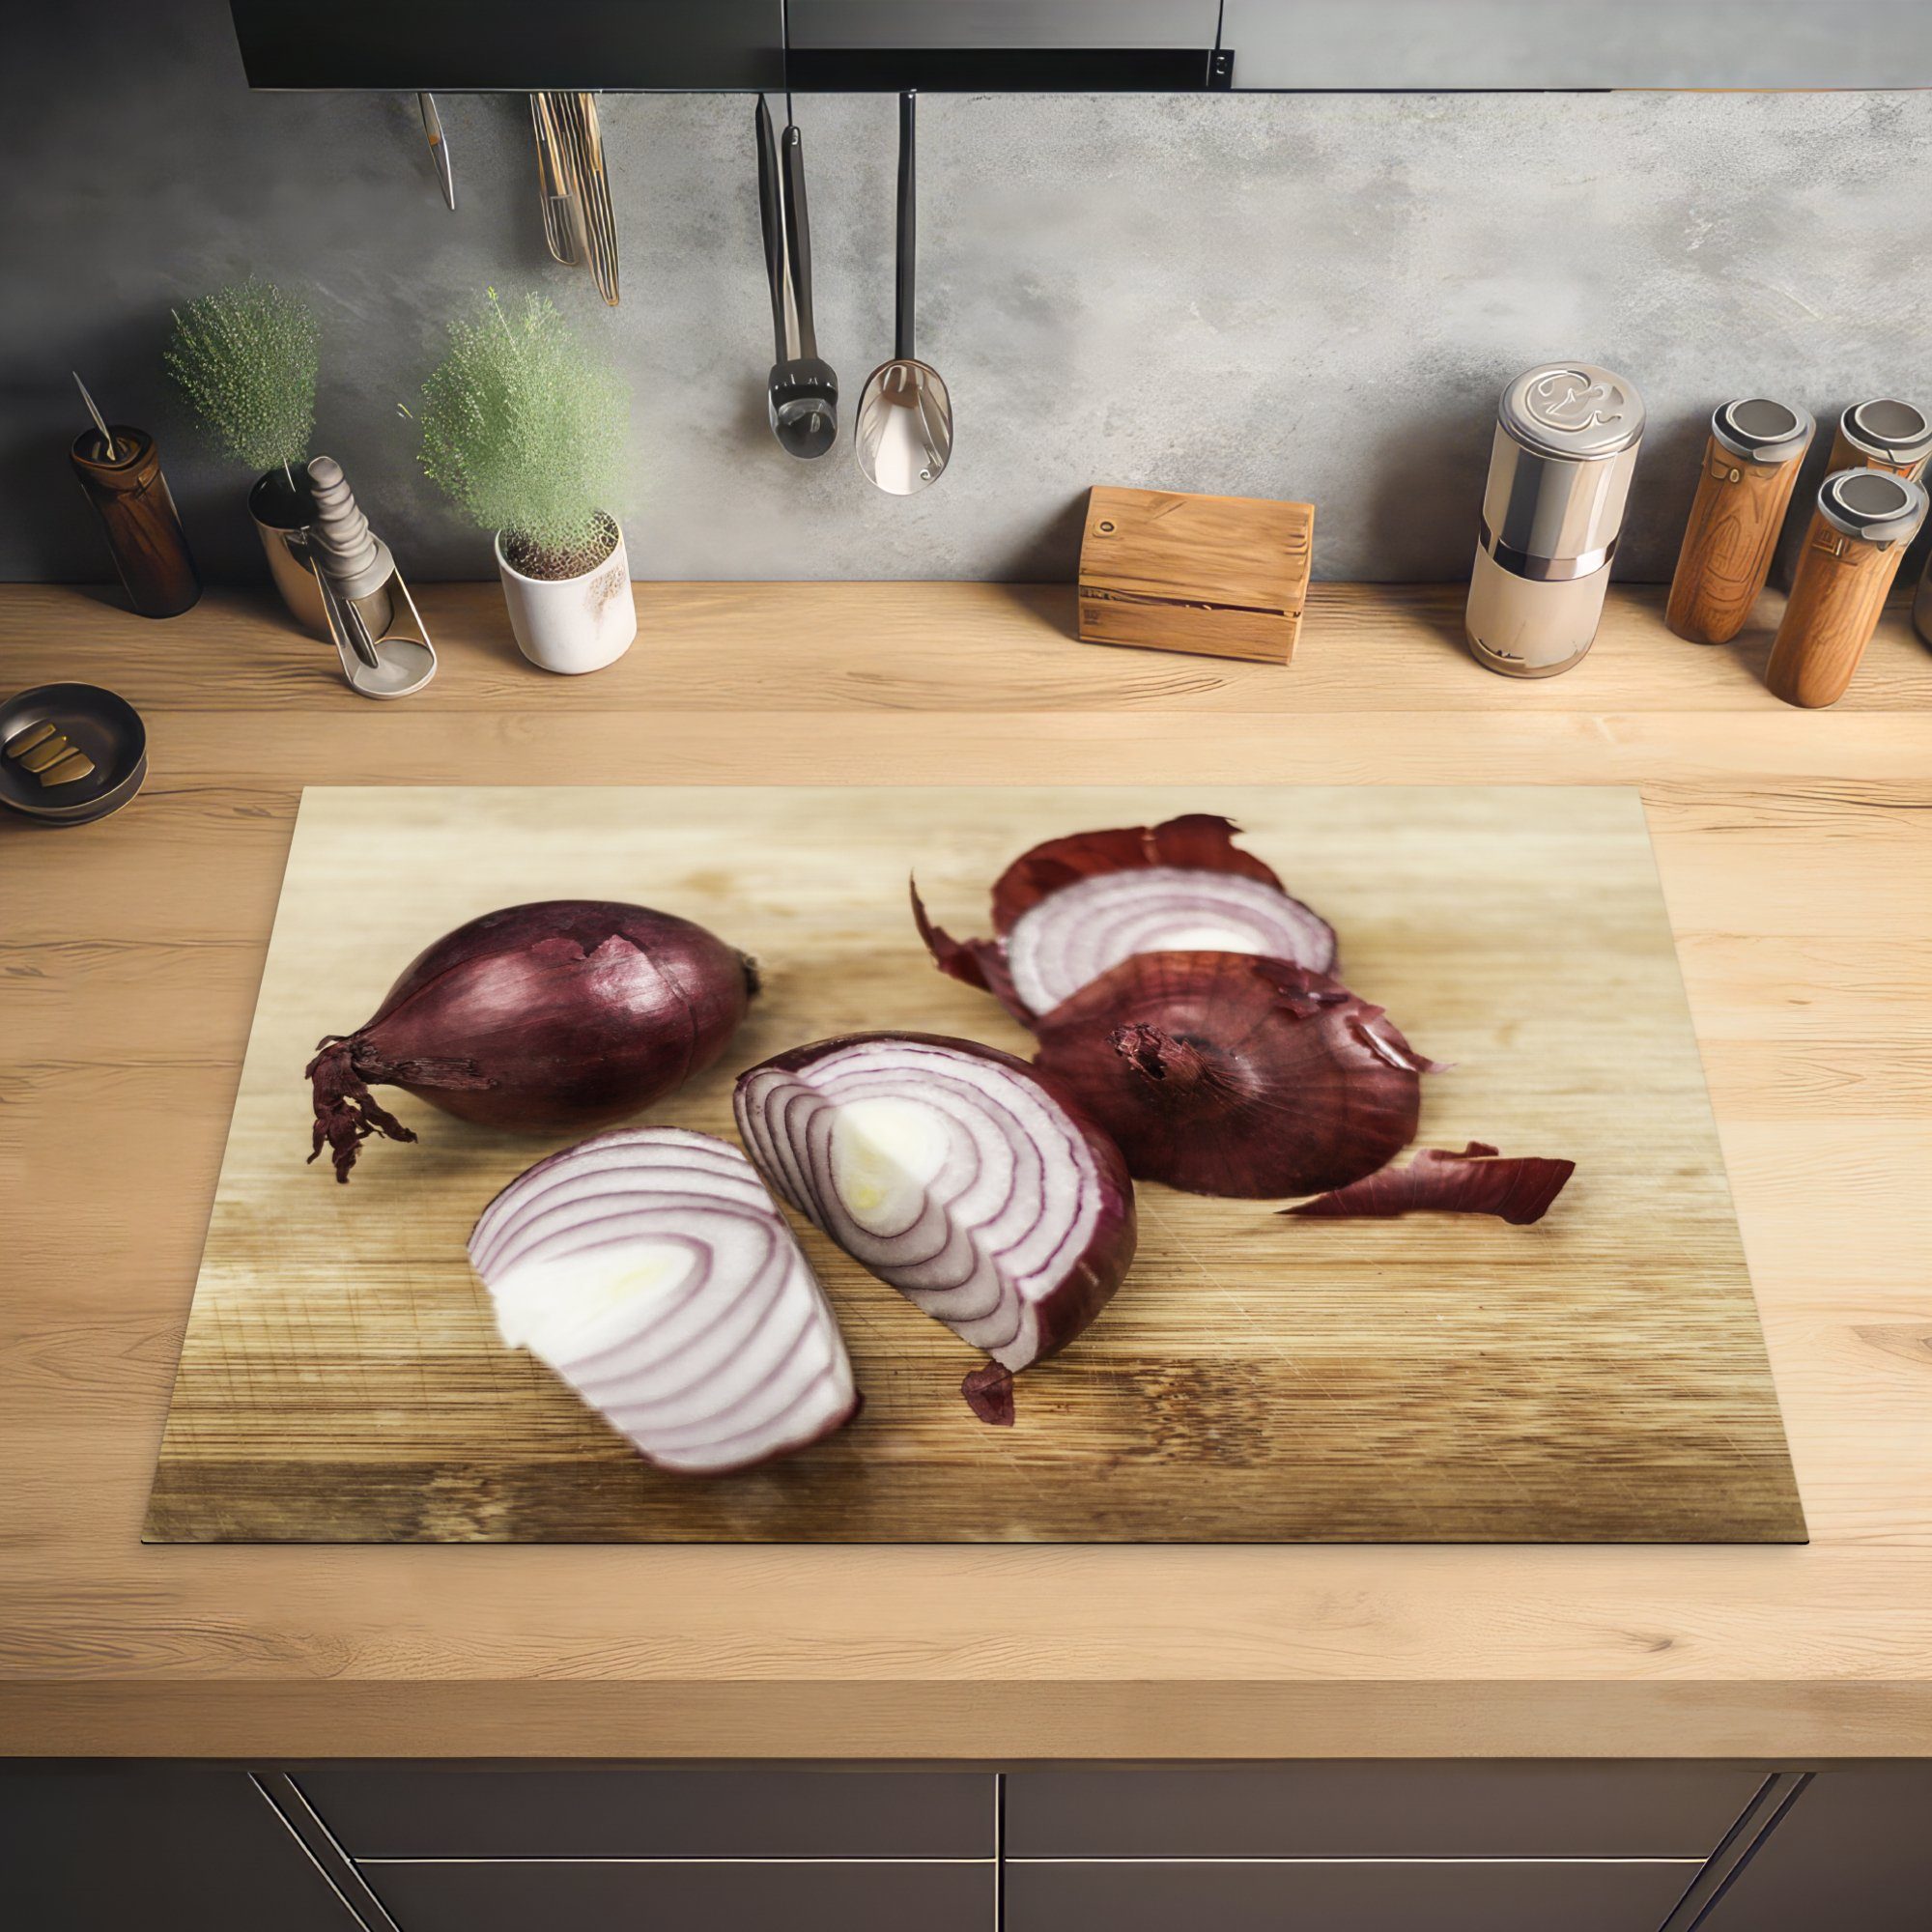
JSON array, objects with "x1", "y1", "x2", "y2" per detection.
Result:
[{"x1": 145, "y1": 784, "x2": 1804, "y2": 1544}]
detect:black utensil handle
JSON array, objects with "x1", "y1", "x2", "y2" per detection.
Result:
[
  {"x1": 895, "y1": 90, "x2": 917, "y2": 363},
  {"x1": 781, "y1": 124, "x2": 817, "y2": 360},
  {"x1": 754, "y1": 95, "x2": 789, "y2": 363}
]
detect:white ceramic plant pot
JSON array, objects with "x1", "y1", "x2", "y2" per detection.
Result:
[{"x1": 495, "y1": 520, "x2": 637, "y2": 674}]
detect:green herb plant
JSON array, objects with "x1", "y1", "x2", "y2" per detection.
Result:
[
  {"x1": 412, "y1": 289, "x2": 631, "y2": 580},
  {"x1": 164, "y1": 279, "x2": 319, "y2": 487}
]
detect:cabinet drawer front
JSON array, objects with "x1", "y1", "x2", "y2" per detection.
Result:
[
  {"x1": 1006, "y1": 1859, "x2": 1695, "y2": 1932},
  {"x1": 364, "y1": 1860, "x2": 992, "y2": 1932},
  {"x1": 0, "y1": 1767, "x2": 360, "y2": 1932},
  {"x1": 298, "y1": 1766, "x2": 992, "y2": 1860},
  {"x1": 1006, "y1": 1763, "x2": 1758, "y2": 1859},
  {"x1": 1695, "y1": 1767, "x2": 1932, "y2": 1930}
]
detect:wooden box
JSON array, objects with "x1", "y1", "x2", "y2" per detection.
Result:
[{"x1": 1075, "y1": 485, "x2": 1315, "y2": 665}]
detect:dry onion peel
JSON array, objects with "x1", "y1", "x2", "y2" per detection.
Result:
[{"x1": 1284, "y1": 1141, "x2": 1576, "y2": 1224}]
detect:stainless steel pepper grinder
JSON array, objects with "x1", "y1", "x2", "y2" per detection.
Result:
[{"x1": 1465, "y1": 363, "x2": 1645, "y2": 678}]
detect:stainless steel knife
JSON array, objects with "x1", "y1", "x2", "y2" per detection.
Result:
[{"x1": 418, "y1": 92, "x2": 456, "y2": 212}]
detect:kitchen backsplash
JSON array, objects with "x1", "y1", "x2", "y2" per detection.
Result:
[{"x1": 9, "y1": 0, "x2": 1931, "y2": 585}]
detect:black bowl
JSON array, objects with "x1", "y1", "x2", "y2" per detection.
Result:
[{"x1": 0, "y1": 682, "x2": 147, "y2": 826}]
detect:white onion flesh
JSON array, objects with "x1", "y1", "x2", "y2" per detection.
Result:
[
  {"x1": 735, "y1": 1037, "x2": 1129, "y2": 1373},
  {"x1": 1005, "y1": 867, "x2": 1338, "y2": 1017},
  {"x1": 468, "y1": 1126, "x2": 857, "y2": 1474}
]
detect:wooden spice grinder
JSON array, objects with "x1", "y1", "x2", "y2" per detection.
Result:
[
  {"x1": 68, "y1": 425, "x2": 200, "y2": 619},
  {"x1": 1764, "y1": 469, "x2": 1928, "y2": 709},
  {"x1": 1825, "y1": 397, "x2": 1931, "y2": 482},
  {"x1": 1665, "y1": 398, "x2": 1813, "y2": 645}
]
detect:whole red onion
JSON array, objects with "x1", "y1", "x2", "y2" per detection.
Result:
[
  {"x1": 307, "y1": 900, "x2": 757, "y2": 1181},
  {"x1": 1031, "y1": 952, "x2": 1434, "y2": 1200}
]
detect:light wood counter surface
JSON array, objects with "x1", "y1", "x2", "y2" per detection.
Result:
[{"x1": 2, "y1": 579, "x2": 1929, "y2": 1761}]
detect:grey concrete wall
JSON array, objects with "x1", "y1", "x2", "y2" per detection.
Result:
[{"x1": 7, "y1": 0, "x2": 1931, "y2": 584}]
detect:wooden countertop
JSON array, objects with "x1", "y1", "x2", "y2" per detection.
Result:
[{"x1": 3, "y1": 579, "x2": 1929, "y2": 1762}]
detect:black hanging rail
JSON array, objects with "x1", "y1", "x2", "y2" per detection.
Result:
[{"x1": 227, "y1": 0, "x2": 1234, "y2": 93}]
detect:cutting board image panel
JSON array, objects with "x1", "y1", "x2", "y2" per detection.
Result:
[{"x1": 146, "y1": 785, "x2": 1804, "y2": 1544}]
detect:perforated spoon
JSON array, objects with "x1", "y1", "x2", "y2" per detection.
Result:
[{"x1": 856, "y1": 92, "x2": 952, "y2": 495}]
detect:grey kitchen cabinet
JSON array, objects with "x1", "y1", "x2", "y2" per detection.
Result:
[
  {"x1": 1691, "y1": 1766, "x2": 1932, "y2": 1931},
  {"x1": 298, "y1": 1763, "x2": 995, "y2": 1860},
  {"x1": 790, "y1": 1, "x2": 1221, "y2": 49},
  {"x1": 0, "y1": 1764, "x2": 360, "y2": 1932},
  {"x1": 1005, "y1": 1763, "x2": 1762, "y2": 1860},
  {"x1": 1005, "y1": 1858, "x2": 1698, "y2": 1932},
  {"x1": 361, "y1": 1861, "x2": 993, "y2": 1932},
  {"x1": 1218, "y1": 0, "x2": 1932, "y2": 90}
]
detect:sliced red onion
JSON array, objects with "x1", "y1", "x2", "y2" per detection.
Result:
[
  {"x1": 1284, "y1": 1142, "x2": 1577, "y2": 1225},
  {"x1": 913, "y1": 814, "x2": 1335, "y2": 1022},
  {"x1": 733, "y1": 1033, "x2": 1136, "y2": 1378},
  {"x1": 1006, "y1": 867, "x2": 1337, "y2": 1019},
  {"x1": 1032, "y1": 952, "x2": 1432, "y2": 1199},
  {"x1": 468, "y1": 1126, "x2": 858, "y2": 1475}
]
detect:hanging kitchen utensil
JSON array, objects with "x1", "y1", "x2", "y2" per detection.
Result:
[
  {"x1": 529, "y1": 94, "x2": 583, "y2": 266},
  {"x1": 529, "y1": 93, "x2": 617, "y2": 302},
  {"x1": 756, "y1": 93, "x2": 838, "y2": 460},
  {"x1": 417, "y1": 93, "x2": 456, "y2": 211},
  {"x1": 856, "y1": 91, "x2": 952, "y2": 496},
  {"x1": 558, "y1": 93, "x2": 620, "y2": 306}
]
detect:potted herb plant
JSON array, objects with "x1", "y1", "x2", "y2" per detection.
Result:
[
  {"x1": 165, "y1": 279, "x2": 323, "y2": 632},
  {"x1": 415, "y1": 290, "x2": 635, "y2": 674}
]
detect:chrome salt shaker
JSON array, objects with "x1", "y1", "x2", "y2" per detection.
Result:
[{"x1": 1466, "y1": 363, "x2": 1646, "y2": 677}]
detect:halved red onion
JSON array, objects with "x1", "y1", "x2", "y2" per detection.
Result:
[
  {"x1": 733, "y1": 1034, "x2": 1137, "y2": 1382},
  {"x1": 1031, "y1": 952, "x2": 1434, "y2": 1199},
  {"x1": 912, "y1": 814, "x2": 1335, "y2": 1022},
  {"x1": 468, "y1": 1126, "x2": 858, "y2": 1475},
  {"x1": 1284, "y1": 1142, "x2": 1576, "y2": 1224}
]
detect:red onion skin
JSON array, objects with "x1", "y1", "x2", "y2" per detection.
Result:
[
  {"x1": 909, "y1": 878, "x2": 1029, "y2": 1021},
  {"x1": 913, "y1": 814, "x2": 1335, "y2": 1024},
  {"x1": 1285, "y1": 1142, "x2": 1577, "y2": 1225},
  {"x1": 739, "y1": 1032, "x2": 1138, "y2": 1370},
  {"x1": 1030, "y1": 952, "x2": 1429, "y2": 1200},
  {"x1": 308, "y1": 901, "x2": 756, "y2": 1181},
  {"x1": 987, "y1": 813, "x2": 1290, "y2": 930},
  {"x1": 961, "y1": 1361, "x2": 1016, "y2": 1427}
]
